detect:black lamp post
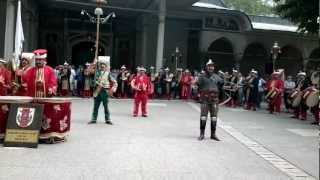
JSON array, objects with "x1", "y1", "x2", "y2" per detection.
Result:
[
  {"x1": 271, "y1": 41, "x2": 281, "y2": 71},
  {"x1": 171, "y1": 47, "x2": 182, "y2": 70},
  {"x1": 81, "y1": 0, "x2": 115, "y2": 63}
]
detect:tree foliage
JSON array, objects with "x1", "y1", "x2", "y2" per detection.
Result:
[
  {"x1": 223, "y1": 0, "x2": 274, "y2": 15},
  {"x1": 273, "y1": 0, "x2": 318, "y2": 34}
]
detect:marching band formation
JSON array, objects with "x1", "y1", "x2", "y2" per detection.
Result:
[{"x1": 0, "y1": 48, "x2": 319, "y2": 144}]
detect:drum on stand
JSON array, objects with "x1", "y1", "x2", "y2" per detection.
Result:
[
  {"x1": 302, "y1": 88, "x2": 319, "y2": 108},
  {"x1": 265, "y1": 89, "x2": 280, "y2": 103},
  {"x1": 0, "y1": 96, "x2": 33, "y2": 139},
  {"x1": 34, "y1": 98, "x2": 72, "y2": 143},
  {"x1": 288, "y1": 90, "x2": 302, "y2": 107}
]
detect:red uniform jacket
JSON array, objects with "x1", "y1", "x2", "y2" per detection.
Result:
[
  {"x1": 181, "y1": 74, "x2": 193, "y2": 96},
  {"x1": 266, "y1": 79, "x2": 284, "y2": 94},
  {"x1": 23, "y1": 66, "x2": 57, "y2": 97},
  {"x1": 0, "y1": 66, "x2": 11, "y2": 96},
  {"x1": 131, "y1": 75, "x2": 152, "y2": 95}
]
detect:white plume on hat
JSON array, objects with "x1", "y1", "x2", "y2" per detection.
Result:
[
  {"x1": 64, "y1": 61, "x2": 69, "y2": 66},
  {"x1": 21, "y1": 53, "x2": 34, "y2": 61},
  {"x1": 297, "y1": 71, "x2": 306, "y2": 76},
  {"x1": 139, "y1": 66, "x2": 146, "y2": 71},
  {"x1": 0, "y1": 58, "x2": 6, "y2": 63},
  {"x1": 121, "y1": 65, "x2": 126, "y2": 69},
  {"x1": 251, "y1": 69, "x2": 258, "y2": 74},
  {"x1": 206, "y1": 59, "x2": 214, "y2": 66},
  {"x1": 165, "y1": 67, "x2": 170, "y2": 71},
  {"x1": 150, "y1": 66, "x2": 155, "y2": 69},
  {"x1": 98, "y1": 56, "x2": 110, "y2": 66}
]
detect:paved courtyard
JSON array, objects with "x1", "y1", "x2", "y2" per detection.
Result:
[{"x1": 0, "y1": 99, "x2": 318, "y2": 180}]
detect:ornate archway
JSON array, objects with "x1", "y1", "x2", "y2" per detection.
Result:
[
  {"x1": 307, "y1": 47, "x2": 320, "y2": 71},
  {"x1": 71, "y1": 41, "x2": 105, "y2": 67},
  {"x1": 69, "y1": 33, "x2": 111, "y2": 67},
  {"x1": 241, "y1": 43, "x2": 268, "y2": 75},
  {"x1": 207, "y1": 37, "x2": 234, "y2": 72},
  {"x1": 277, "y1": 45, "x2": 303, "y2": 76}
]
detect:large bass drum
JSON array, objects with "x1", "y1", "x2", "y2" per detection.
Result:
[
  {"x1": 265, "y1": 89, "x2": 280, "y2": 103},
  {"x1": 288, "y1": 90, "x2": 302, "y2": 107},
  {"x1": 34, "y1": 97, "x2": 72, "y2": 143},
  {"x1": 302, "y1": 88, "x2": 319, "y2": 107}
]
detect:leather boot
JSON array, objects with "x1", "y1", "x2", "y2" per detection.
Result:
[
  {"x1": 198, "y1": 120, "x2": 206, "y2": 141},
  {"x1": 210, "y1": 120, "x2": 220, "y2": 141}
]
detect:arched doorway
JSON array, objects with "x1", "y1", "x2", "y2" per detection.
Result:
[
  {"x1": 241, "y1": 43, "x2": 268, "y2": 76},
  {"x1": 72, "y1": 41, "x2": 105, "y2": 67},
  {"x1": 277, "y1": 45, "x2": 303, "y2": 76},
  {"x1": 307, "y1": 47, "x2": 320, "y2": 71},
  {"x1": 207, "y1": 37, "x2": 235, "y2": 72}
]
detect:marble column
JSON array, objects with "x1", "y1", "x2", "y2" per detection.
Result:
[
  {"x1": 155, "y1": 0, "x2": 166, "y2": 71},
  {"x1": 4, "y1": 0, "x2": 15, "y2": 59},
  {"x1": 141, "y1": 16, "x2": 148, "y2": 67}
]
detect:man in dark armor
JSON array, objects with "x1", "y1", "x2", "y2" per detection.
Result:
[
  {"x1": 292, "y1": 71, "x2": 311, "y2": 120},
  {"x1": 196, "y1": 59, "x2": 224, "y2": 141}
]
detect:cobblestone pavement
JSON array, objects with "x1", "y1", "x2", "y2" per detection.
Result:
[{"x1": 0, "y1": 99, "x2": 318, "y2": 180}]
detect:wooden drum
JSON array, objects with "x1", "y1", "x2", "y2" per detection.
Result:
[{"x1": 34, "y1": 98, "x2": 72, "y2": 143}]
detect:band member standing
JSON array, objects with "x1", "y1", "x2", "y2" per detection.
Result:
[
  {"x1": 83, "y1": 63, "x2": 92, "y2": 98},
  {"x1": 229, "y1": 69, "x2": 239, "y2": 107},
  {"x1": 181, "y1": 69, "x2": 193, "y2": 100},
  {"x1": 88, "y1": 56, "x2": 117, "y2": 125},
  {"x1": 148, "y1": 66, "x2": 156, "y2": 98},
  {"x1": 23, "y1": 49, "x2": 57, "y2": 97},
  {"x1": 292, "y1": 71, "x2": 310, "y2": 120},
  {"x1": 284, "y1": 76, "x2": 296, "y2": 112},
  {"x1": 12, "y1": 53, "x2": 34, "y2": 96},
  {"x1": 131, "y1": 67, "x2": 152, "y2": 117},
  {"x1": 162, "y1": 67, "x2": 174, "y2": 100},
  {"x1": 196, "y1": 59, "x2": 223, "y2": 141},
  {"x1": 266, "y1": 71, "x2": 284, "y2": 114},
  {"x1": 172, "y1": 68, "x2": 183, "y2": 99},
  {"x1": 0, "y1": 59, "x2": 11, "y2": 96},
  {"x1": 245, "y1": 69, "x2": 259, "y2": 111},
  {"x1": 117, "y1": 65, "x2": 130, "y2": 98},
  {"x1": 60, "y1": 62, "x2": 71, "y2": 96}
]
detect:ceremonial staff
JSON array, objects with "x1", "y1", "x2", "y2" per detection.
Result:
[{"x1": 81, "y1": 0, "x2": 115, "y2": 81}]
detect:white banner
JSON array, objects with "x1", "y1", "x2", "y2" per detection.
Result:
[{"x1": 14, "y1": 0, "x2": 24, "y2": 66}]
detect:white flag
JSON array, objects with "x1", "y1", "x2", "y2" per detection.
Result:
[{"x1": 14, "y1": 0, "x2": 24, "y2": 66}]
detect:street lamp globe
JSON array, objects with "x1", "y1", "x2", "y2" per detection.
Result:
[
  {"x1": 94, "y1": 7, "x2": 103, "y2": 16},
  {"x1": 175, "y1": 47, "x2": 180, "y2": 53},
  {"x1": 271, "y1": 41, "x2": 281, "y2": 59}
]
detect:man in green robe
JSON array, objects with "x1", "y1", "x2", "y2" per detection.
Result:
[{"x1": 88, "y1": 56, "x2": 118, "y2": 125}]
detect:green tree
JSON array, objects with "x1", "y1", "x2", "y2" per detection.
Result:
[
  {"x1": 273, "y1": 0, "x2": 318, "y2": 34},
  {"x1": 223, "y1": 0, "x2": 274, "y2": 15}
]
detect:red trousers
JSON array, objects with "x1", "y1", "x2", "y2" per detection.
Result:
[
  {"x1": 246, "y1": 102, "x2": 256, "y2": 111},
  {"x1": 61, "y1": 89, "x2": 69, "y2": 96},
  {"x1": 134, "y1": 92, "x2": 148, "y2": 116},
  {"x1": 269, "y1": 96, "x2": 282, "y2": 113},
  {"x1": 83, "y1": 90, "x2": 91, "y2": 98}
]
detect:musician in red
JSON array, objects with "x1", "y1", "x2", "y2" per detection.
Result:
[
  {"x1": 181, "y1": 69, "x2": 193, "y2": 100},
  {"x1": 292, "y1": 71, "x2": 310, "y2": 120},
  {"x1": 131, "y1": 67, "x2": 152, "y2": 117},
  {"x1": 0, "y1": 58, "x2": 11, "y2": 96},
  {"x1": 60, "y1": 62, "x2": 70, "y2": 96},
  {"x1": 12, "y1": 53, "x2": 34, "y2": 96},
  {"x1": 116, "y1": 65, "x2": 130, "y2": 98},
  {"x1": 266, "y1": 71, "x2": 284, "y2": 114},
  {"x1": 23, "y1": 49, "x2": 57, "y2": 97}
]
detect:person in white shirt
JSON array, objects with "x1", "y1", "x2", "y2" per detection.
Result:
[{"x1": 284, "y1": 76, "x2": 296, "y2": 112}]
